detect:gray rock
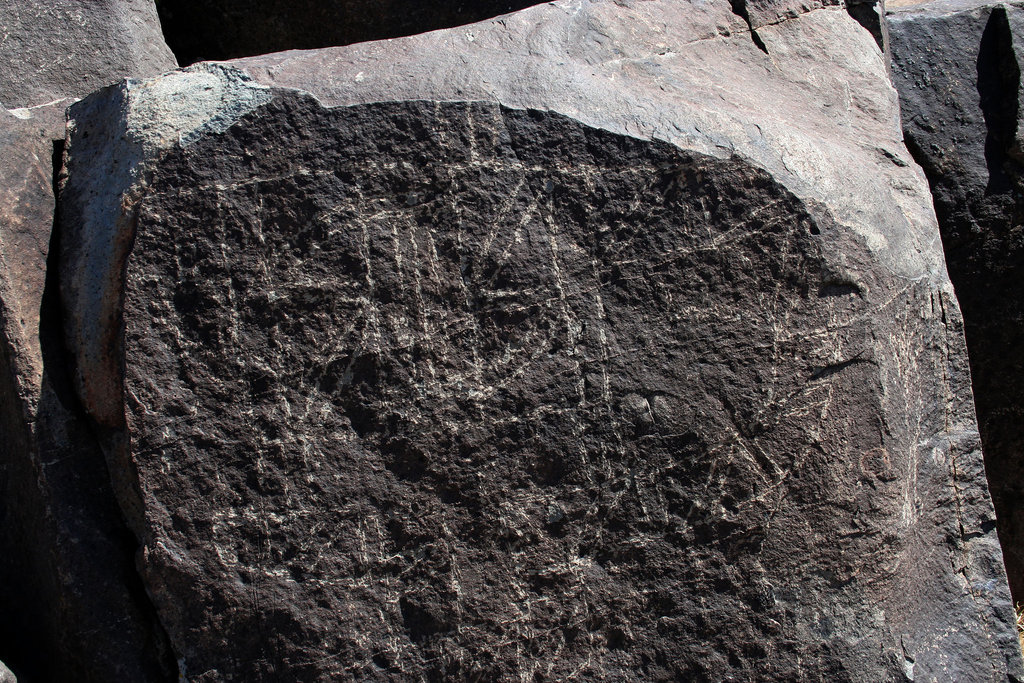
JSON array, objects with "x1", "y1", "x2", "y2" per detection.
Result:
[
  {"x1": 152, "y1": 0, "x2": 888, "y2": 64},
  {"x1": 0, "y1": 658, "x2": 16, "y2": 683},
  {"x1": 57, "y1": 0, "x2": 1022, "y2": 677},
  {"x1": 0, "y1": 0, "x2": 176, "y2": 109},
  {"x1": 0, "y1": 103, "x2": 173, "y2": 682},
  {"x1": 741, "y1": 0, "x2": 888, "y2": 52},
  {"x1": 888, "y1": 0, "x2": 1024, "y2": 605}
]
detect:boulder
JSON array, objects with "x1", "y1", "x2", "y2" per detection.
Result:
[
  {"x1": 153, "y1": 0, "x2": 888, "y2": 66},
  {"x1": 57, "y1": 0, "x2": 1022, "y2": 679},
  {"x1": 888, "y1": 0, "x2": 1024, "y2": 603},
  {"x1": 0, "y1": 0, "x2": 176, "y2": 109}
]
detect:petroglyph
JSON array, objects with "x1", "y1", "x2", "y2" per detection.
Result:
[{"x1": 44, "y1": 77, "x2": 1011, "y2": 676}]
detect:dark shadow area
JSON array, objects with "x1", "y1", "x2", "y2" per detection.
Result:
[
  {"x1": 0, "y1": 317, "x2": 46, "y2": 683},
  {"x1": 37, "y1": 140, "x2": 80, "y2": 414},
  {"x1": 977, "y1": 7, "x2": 1021, "y2": 194},
  {"x1": 846, "y1": 0, "x2": 888, "y2": 53},
  {"x1": 968, "y1": 7, "x2": 1024, "y2": 606},
  {"x1": 154, "y1": 0, "x2": 550, "y2": 65}
]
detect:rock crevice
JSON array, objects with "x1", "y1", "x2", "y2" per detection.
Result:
[{"x1": 889, "y1": 0, "x2": 1024, "y2": 606}]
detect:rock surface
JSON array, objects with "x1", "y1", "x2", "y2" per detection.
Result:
[
  {"x1": 232, "y1": 0, "x2": 919, "y2": 282},
  {"x1": 888, "y1": 0, "x2": 1024, "y2": 603},
  {"x1": 0, "y1": 0, "x2": 176, "y2": 108},
  {"x1": 155, "y1": 0, "x2": 548, "y2": 65},
  {"x1": 0, "y1": 105, "x2": 63, "y2": 395},
  {"x1": 0, "y1": 1, "x2": 177, "y2": 679},
  {"x1": 58, "y1": 0, "x2": 1022, "y2": 678},
  {"x1": 153, "y1": 0, "x2": 889, "y2": 64},
  {"x1": 0, "y1": 101, "x2": 59, "y2": 679},
  {"x1": 0, "y1": 103, "x2": 173, "y2": 683},
  {"x1": 740, "y1": 0, "x2": 888, "y2": 52}
]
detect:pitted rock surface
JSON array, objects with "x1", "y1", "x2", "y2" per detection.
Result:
[
  {"x1": 60, "y1": 89, "x2": 1022, "y2": 680},
  {"x1": 0, "y1": 105, "x2": 63, "y2": 401},
  {"x1": 230, "y1": 0, "x2": 929, "y2": 285}
]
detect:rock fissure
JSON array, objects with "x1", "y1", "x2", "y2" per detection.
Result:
[
  {"x1": 890, "y1": 0, "x2": 1024, "y2": 608},
  {"x1": 731, "y1": 0, "x2": 773, "y2": 52}
]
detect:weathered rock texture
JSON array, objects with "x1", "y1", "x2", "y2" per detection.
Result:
[
  {"x1": 0, "y1": 0, "x2": 176, "y2": 108},
  {"x1": 0, "y1": 659, "x2": 16, "y2": 683},
  {"x1": 889, "y1": 0, "x2": 1024, "y2": 604},
  {"x1": 0, "y1": 1, "x2": 178, "y2": 679},
  {"x1": 57, "y1": 0, "x2": 1022, "y2": 677},
  {"x1": 0, "y1": 105, "x2": 63, "y2": 390},
  {"x1": 0, "y1": 104, "x2": 173, "y2": 683}
]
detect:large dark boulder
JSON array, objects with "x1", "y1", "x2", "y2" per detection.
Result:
[
  {"x1": 57, "y1": 0, "x2": 1022, "y2": 677},
  {"x1": 888, "y1": 0, "x2": 1024, "y2": 604},
  {"x1": 0, "y1": 0, "x2": 175, "y2": 108}
]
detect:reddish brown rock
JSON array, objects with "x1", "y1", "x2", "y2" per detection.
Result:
[
  {"x1": 0, "y1": 105, "x2": 63, "y2": 395},
  {"x1": 0, "y1": 1, "x2": 177, "y2": 678},
  {"x1": 0, "y1": 0, "x2": 175, "y2": 109},
  {"x1": 0, "y1": 102, "x2": 174, "y2": 682}
]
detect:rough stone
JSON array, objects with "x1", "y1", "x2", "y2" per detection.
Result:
[
  {"x1": 0, "y1": 659, "x2": 15, "y2": 683},
  {"x1": 0, "y1": 0, "x2": 176, "y2": 109},
  {"x1": 58, "y1": 0, "x2": 1022, "y2": 677},
  {"x1": 0, "y1": 101, "x2": 59, "y2": 681},
  {"x1": 0, "y1": 104, "x2": 63, "y2": 398},
  {"x1": 0, "y1": 1, "x2": 177, "y2": 677},
  {"x1": 233, "y1": 0, "x2": 919, "y2": 279},
  {"x1": 888, "y1": 0, "x2": 1024, "y2": 604},
  {"x1": 155, "y1": 0, "x2": 549, "y2": 65},
  {"x1": 742, "y1": 0, "x2": 888, "y2": 52},
  {"x1": 0, "y1": 103, "x2": 173, "y2": 682},
  {"x1": 152, "y1": 0, "x2": 888, "y2": 63}
]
